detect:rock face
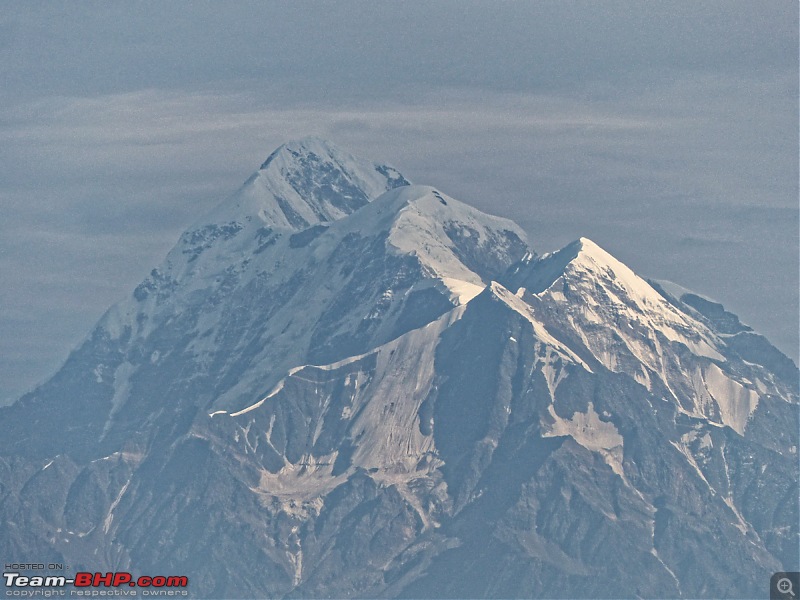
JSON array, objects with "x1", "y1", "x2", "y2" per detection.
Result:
[{"x1": 1, "y1": 139, "x2": 797, "y2": 599}]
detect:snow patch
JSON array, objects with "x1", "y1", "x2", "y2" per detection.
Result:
[
  {"x1": 101, "y1": 362, "x2": 136, "y2": 437},
  {"x1": 702, "y1": 363, "x2": 759, "y2": 435},
  {"x1": 103, "y1": 480, "x2": 130, "y2": 534},
  {"x1": 634, "y1": 366, "x2": 652, "y2": 391},
  {"x1": 230, "y1": 380, "x2": 287, "y2": 417},
  {"x1": 440, "y1": 277, "x2": 486, "y2": 304},
  {"x1": 540, "y1": 350, "x2": 569, "y2": 399},
  {"x1": 542, "y1": 402, "x2": 624, "y2": 477}
]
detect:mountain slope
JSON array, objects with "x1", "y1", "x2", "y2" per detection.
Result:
[{"x1": 0, "y1": 140, "x2": 796, "y2": 599}]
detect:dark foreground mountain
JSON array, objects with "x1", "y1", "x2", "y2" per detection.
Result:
[{"x1": 1, "y1": 139, "x2": 797, "y2": 599}]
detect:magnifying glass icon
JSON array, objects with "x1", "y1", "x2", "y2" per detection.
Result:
[{"x1": 778, "y1": 577, "x2": 795, "y2": 598}]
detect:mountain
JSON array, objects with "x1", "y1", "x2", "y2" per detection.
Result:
[{"x1": 1, "y1": 139, "x2": 797, "y2": 599}]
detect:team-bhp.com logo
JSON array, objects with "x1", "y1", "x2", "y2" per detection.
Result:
[{"x1": 4, "y1": 571, "x2": 188, "y2": 596}]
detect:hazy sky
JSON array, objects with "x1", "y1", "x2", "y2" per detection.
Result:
[{"x1": 1, "y1": 1, "x2": 797, "y2": 404}]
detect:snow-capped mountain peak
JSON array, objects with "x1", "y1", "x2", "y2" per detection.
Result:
[
  {"x1": 196, "y1": 137, "x2": 409, "y2": 231},
  {"x1": 0, "y1": 140, "x2": 795, "y2": 599},
  {"x1": 568, "y1": 237, "x2": 681, "y2": 308},
  {"x1": 509, "y1": 236, "x2": 670, "y2": 301},
  {"x1": 507, "y1": 236, "x2": 723, "y2": 361},
  {"x1": 502, "y1": 237, "x2": 796, "y2": 437}
]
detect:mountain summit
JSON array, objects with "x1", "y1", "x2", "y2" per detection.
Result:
[
  {"x1": 199, "y1": 137, "x2": 409, "y2": 231},
  {"x1": 0, "y1": 140, "x2": 796, "y2": 599}
]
